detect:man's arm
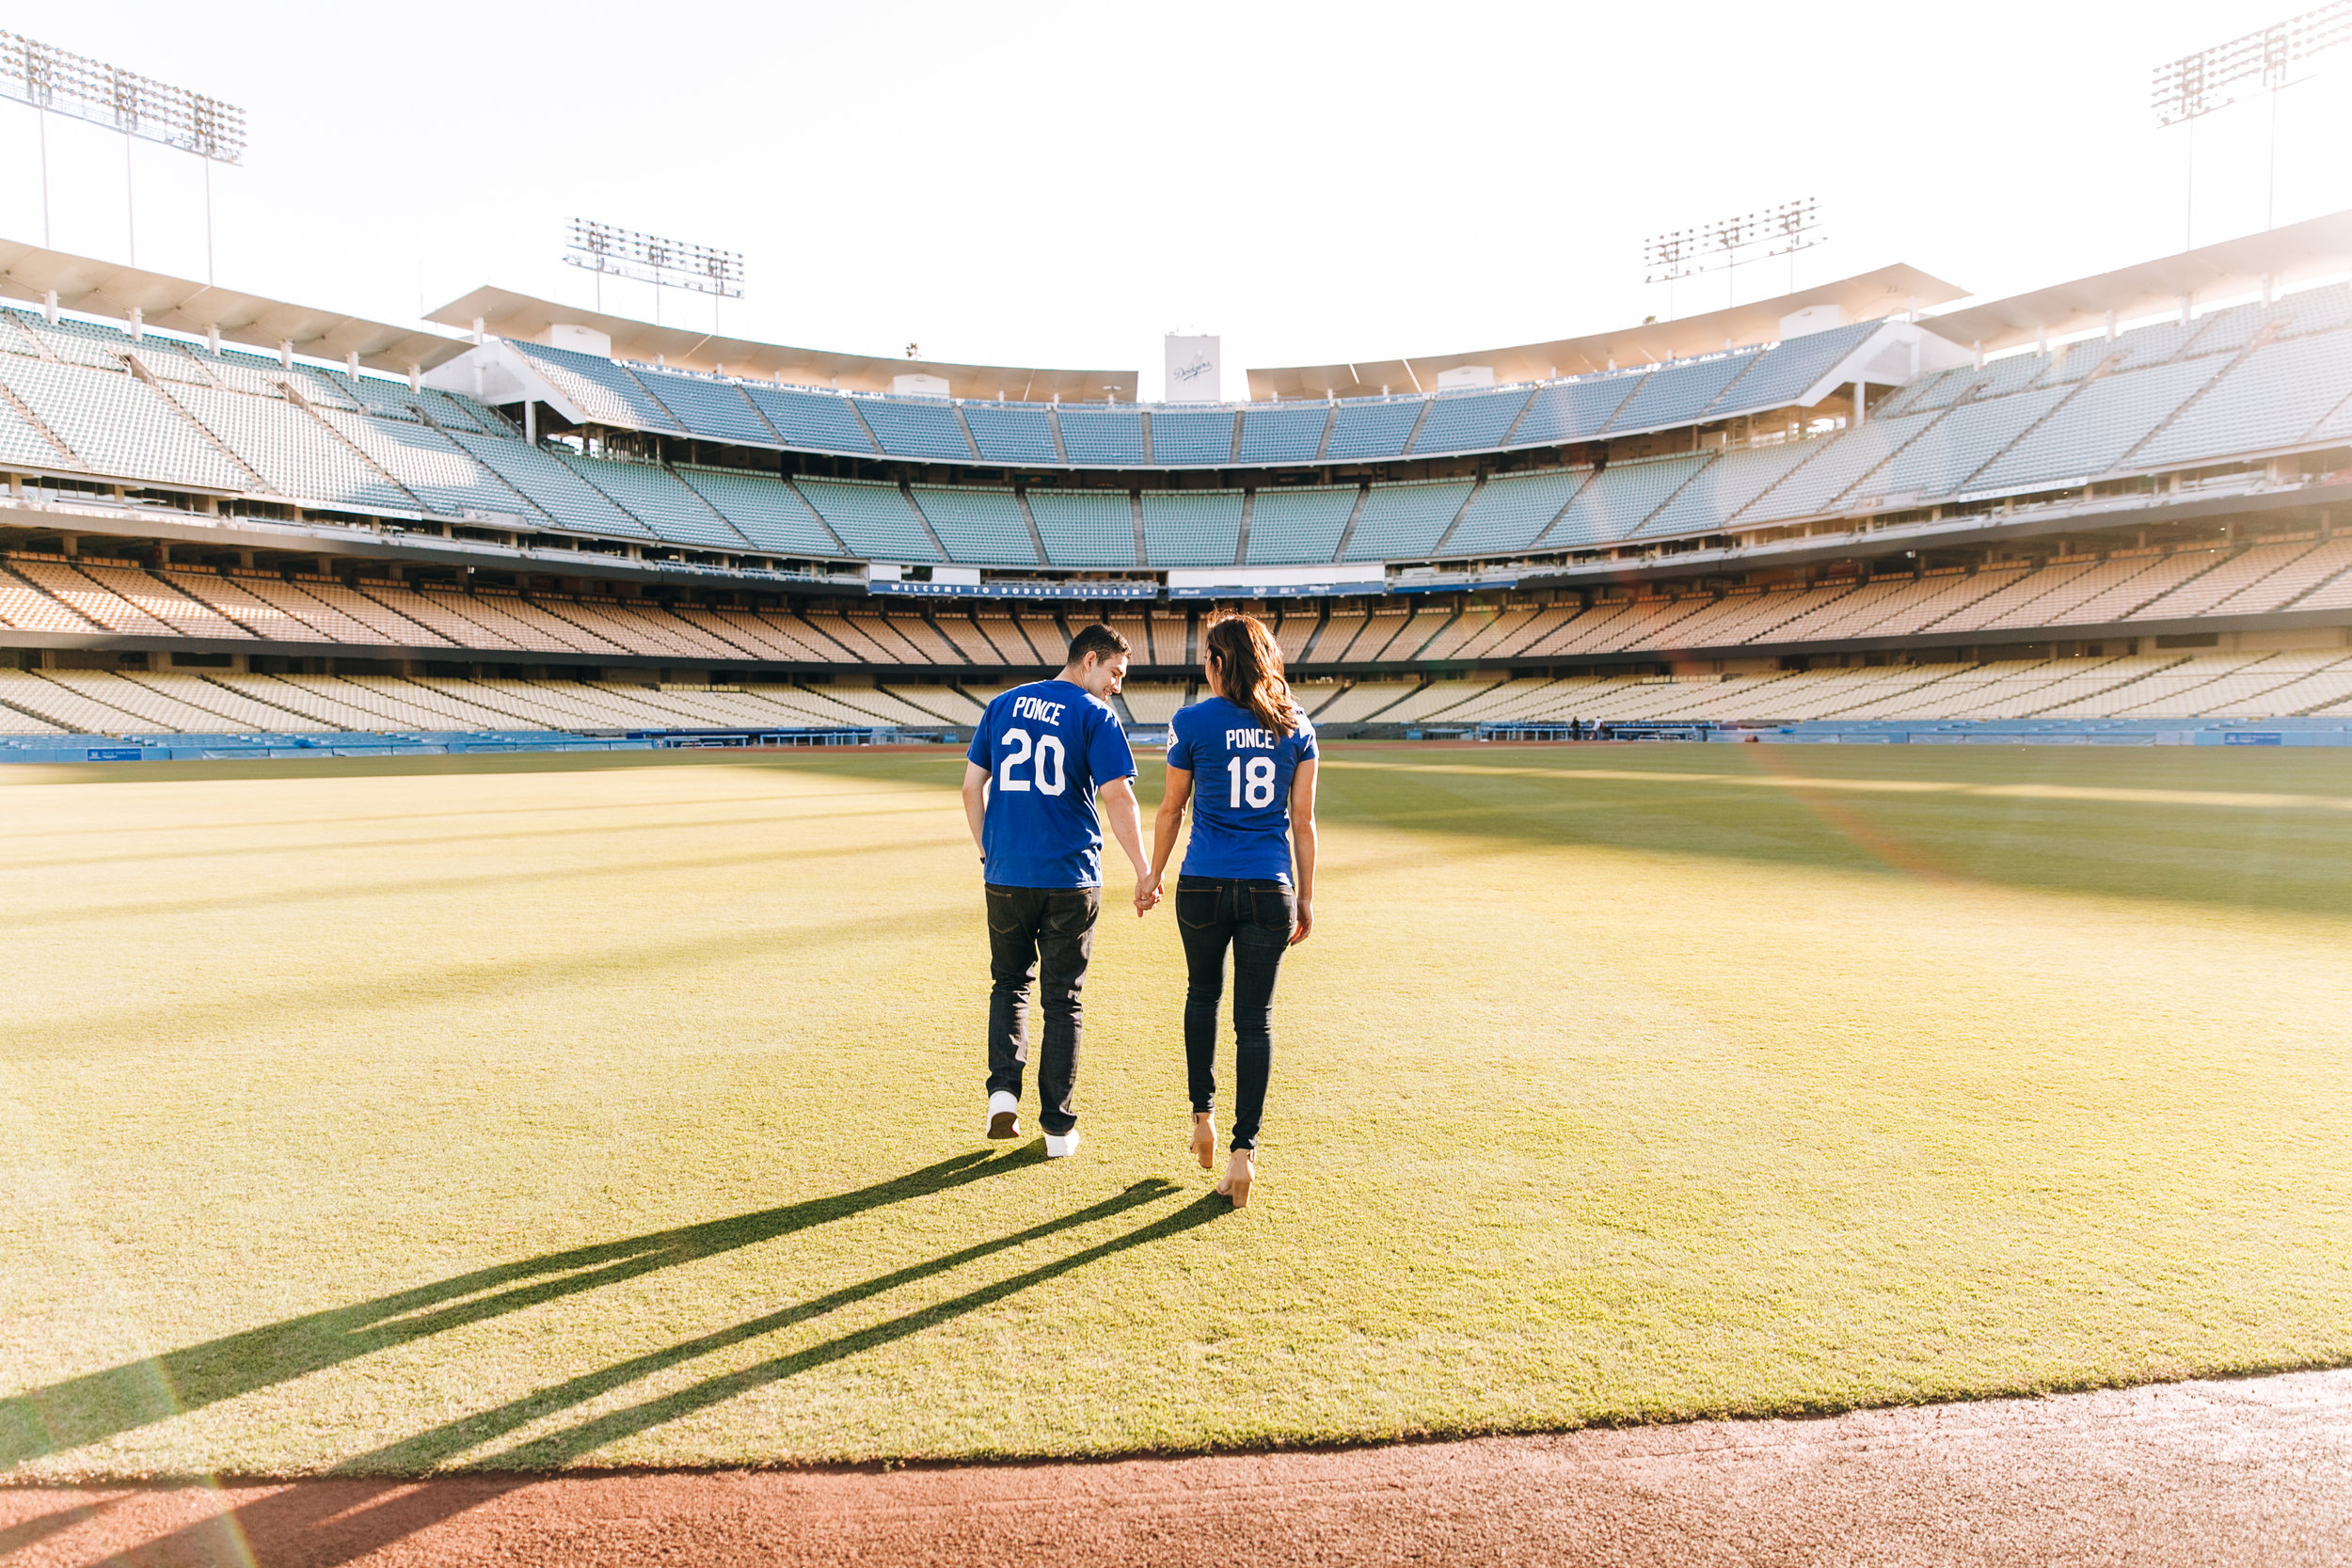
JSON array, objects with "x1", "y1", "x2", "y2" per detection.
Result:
[
  {"x1": 1287, "y1": 757, "x2": 1317, "y2": 945},
  {"x1": 961, "y1": 761, "x2": 989, "y2": 858},
  {"x1": 1096, "y1": 776, "x2": 1154, "y2": 915}
]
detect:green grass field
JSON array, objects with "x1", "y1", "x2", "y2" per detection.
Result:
[{"x1": 3, "y1": 742, "x2": 2349, "y2": 1480}]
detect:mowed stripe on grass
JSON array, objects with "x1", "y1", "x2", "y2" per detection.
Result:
[{"x1": 1, "y1": 744, "x2": 2348, "y2": 1478}]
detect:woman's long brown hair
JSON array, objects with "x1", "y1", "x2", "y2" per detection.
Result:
[{"x1": 1202, "y1": 610, "x2": 1300, "y2": 736}]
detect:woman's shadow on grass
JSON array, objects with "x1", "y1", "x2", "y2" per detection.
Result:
[
  {"x1": 25, "y1": 1179, "x2": 1230, "y2": 1568},
  {"x1": 0, "y1": 1147, "x2": 1045, "y2": 1469}
]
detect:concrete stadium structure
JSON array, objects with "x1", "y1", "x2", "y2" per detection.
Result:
[{"x1": 2, "y1": 214, "x2": 2351, "y2": 757}]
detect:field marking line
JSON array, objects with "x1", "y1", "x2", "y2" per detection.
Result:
[{"x1": 1316, "y1": 759, "x2": 2352, "y2": 814}]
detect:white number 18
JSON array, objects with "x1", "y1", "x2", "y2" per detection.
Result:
[{"x1": 1227, "y1": 754, "x2": 1276, "y2": 809}]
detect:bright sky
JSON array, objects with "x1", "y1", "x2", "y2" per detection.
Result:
[{"x1": 5, "y1": 0, "x2": 2349, "y2": 398}]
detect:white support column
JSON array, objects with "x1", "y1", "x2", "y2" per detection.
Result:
[
  {"x1": 128, "y1": 308, "x2": 143, "y2": 341},
  {"x1": 407, "y1": 363, "x2": 421, "y2": 393},
  {"x1": 346, "y1": 350, "x2": 360, "y2": 381},
  {"x1": 1853, "y1": 382, "x2": 1867, "y2": 425},
  {"x1": 207, "y1": 324, "x2": 221, "y2": 356},
  {"x1": 42, "y1": 290, "x2": 57, "y2": 325},
  {"x1": 524, "y1": 401, "x2": 537, "y2": 444},
  {"x1": 278, "y1": 340, "x2": 294, "y2": 371},
  {"x1": 2105, "y1": 309, "x2": 2117, "y2": 341}
]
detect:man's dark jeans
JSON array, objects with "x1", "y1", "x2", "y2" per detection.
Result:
[
  {"x1": 985, "y1": 883, "x2": 1101, "y2": 1137},
  {"x1": 1175, "y1": 875, "x2": 1294, "y2": 1151}
]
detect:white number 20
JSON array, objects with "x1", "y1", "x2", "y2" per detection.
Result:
[
  {"x1": 1226, "y1": 754, "x2": 1276, "y2": 809},
  {"x1": 998, "y1": 728, "x2": 1066, "y2": 796}
]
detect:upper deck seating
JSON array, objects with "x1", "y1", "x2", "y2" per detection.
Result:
[
  {"x1": 446, "y1": 431, "x2": 652, "y2": 537},
  {"x1": 1025, "y1": 488, "x2": 1136, "y2": 567},
  {"x1": 1245, "y1": 484, "x2": 1359, "y2": 565},
  {"x1": 1056, "y1": 404, "x2": 1146, "y2": 466},
  {"x1": 964, "y1": 403, "x2": 1060, "y2": 465},
  {"x1": 1342, "y1": 479, "x2": 1473, "y2": 561},
  {"x1": 1139, "y1": 489, "x2": 1243, "y2": 566},
  {"x1": 1409, "y1": 388, "x2": 1534, "y2": 455},
  {"x1": 1322, "y1": 398, "x2": 1422, "y2": 462},
  {"x1": 675, "y1": 466, "x2": 846, "y2": 556},
  {"x1": 1234, "y1": 403, "x2": 1330, "y2": 464},
  {"x1": 1541, "y1": 452, "x2": 1713, "y2": 547},
  {"x1": 912, "y1": 484, "x2": 1041, "y2": 565},
  {"x1": 564, "y1": 455, "x2": 748, "y2": 549},
  {"x1": 1604, "y1": 351, "x2": 1763, "y2": 433},
  {"x1": 1149, "y1": 408, "x2": 1239, "y2": 466},
  {"x1": 741, "y1": 386, "x2": 877, "y2": 454},
  {"x1": 791, "y1": 477, "x2": 940, "y2": 561},
  {"x1": 632, "y1": 372, "x2": 781, "y2": 446},
  {"x1": 859, "y1": 398, "x2": 977, "y2": 462},
  {"x1": 1507, "y1": 374, "x2": 1643, "y2": 447},
  {"x1": 1440, "y1": 468, "x2": 1582, "y2": 556},
  {"x1": 507, "y1": 341, "x2": 685, "y2": 432}
]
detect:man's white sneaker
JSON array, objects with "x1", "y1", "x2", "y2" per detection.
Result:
[
  {"x1": 986, "y1": 1090, "x2": 1021, "y2": 1141},
  {"x1": 1043, "y1": 1130, "x2": 1081, "y2": 1159}
]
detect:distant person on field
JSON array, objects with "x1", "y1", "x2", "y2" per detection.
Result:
[
  {"x1": 1140, "y1": 611, "x2": 1318, "y2": 1209},
  {"x1": 962, "y1": 625, "x2": 1153, "y2": 1159}
]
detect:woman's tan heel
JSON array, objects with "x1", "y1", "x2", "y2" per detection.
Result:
[
  {"x1": 1190, "y1": 1113, "x2": 1217, "y2": 1170},
  {"x1": 1217, "y1": 1148, "x2": 1256, "y2": 1208}
]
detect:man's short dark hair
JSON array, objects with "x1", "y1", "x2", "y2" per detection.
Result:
[{"x1": 1065, "y1": 623, "x2": 1130, "y2": 667}]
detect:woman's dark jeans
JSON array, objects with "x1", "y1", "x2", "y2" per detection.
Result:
[{"x1": 1175, "y1": 876, "x2": 1294, "y2": 1151}]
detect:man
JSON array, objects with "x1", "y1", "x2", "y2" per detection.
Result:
[{"x1": 961, "y1": 624, "x2": 1155, "y2": 1159}]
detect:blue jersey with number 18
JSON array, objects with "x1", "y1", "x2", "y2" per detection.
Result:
[
  {"x1": 1166, "y1": 695, "x2": 1317, "y2": 884},
  {"x1": 968, "y1": 679, "x2": 1137, "y2": 889}
]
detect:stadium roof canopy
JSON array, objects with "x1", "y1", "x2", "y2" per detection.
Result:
[
  {"x1": 1925, "y1": 207, "x2": 2352, "y2": 353},
  {"x1": 0, "y1": 239, "x2": 467, "y2": 373},
  {"x1": 425, "y1": 287, "x2": 1140, "y2": 403},
  {"x1": 1242, "y1": 265, "x2": 1964, "y2": 402}
]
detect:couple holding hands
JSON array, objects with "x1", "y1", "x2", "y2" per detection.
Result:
[{"x1": 960, "y1": 612, "x2": 1317, "y2": 1209}]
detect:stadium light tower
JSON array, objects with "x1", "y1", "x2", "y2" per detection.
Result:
[
  {"x1": 2153, "y1": 1, "x2": 2352, "y2": 245},
  {"x1": 1645, "y1": 199, "x2": 1823, "y2": 317},
  {"x1": 0, "y1": 30, "x2": 246, "y2": 279},
  {"x1": 564, "y1": 218, "x2": 745, "y2": 329}
]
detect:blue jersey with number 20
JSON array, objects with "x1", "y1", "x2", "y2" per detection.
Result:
[
  {"x1": 968, "y1": 679, "x2": 1137, "y2": 889},
  {"x1": 1166, "y1": 695, "x2": 1317, "y2": 884}
]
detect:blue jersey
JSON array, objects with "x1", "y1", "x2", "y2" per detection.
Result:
[
  {"x1": 1166, "y1": 696, "x2": 1317, "y2": 884},
  {"x1": 967, "y1": 679, "x2": 1137, "y2": 889}
]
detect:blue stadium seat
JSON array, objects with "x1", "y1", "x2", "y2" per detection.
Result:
[
  {"x1": 1026, "y1": 488, "x2": 1136, "y2": 566},
  {"x1": 1148, "y1": 408, "x2": 1239, "y2": 466},
  {"x1": 1056, "y1": 404, "x2": 1146, "y2": 466},
  {"x1": 1323, "y1": 399, "x2": 1422, "y2": 462},
  {"x1": 860, "y1": 399, "x2": 977, "y2": 462},
  {"x1": 742, "y1": 386, "x2": 878, "y2": 454},
  {"x1": 1235, "y1": 403, "x2": 1331, "y2": 464},
  {"x1": 964, "y1": 403, "x2": 1061, "y2": 465},
  {"x1": 1409, "y1": 388, "x2": 1534, "y2": 455}
]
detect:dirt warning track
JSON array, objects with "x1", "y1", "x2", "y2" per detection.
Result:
[{"x1": 3, "y1": 1369, "x2": 2346, "y2": 1567}]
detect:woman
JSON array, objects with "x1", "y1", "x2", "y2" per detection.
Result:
[{"x1": 1140, "y1": 610, "x2": 1317, "y2": 1208}]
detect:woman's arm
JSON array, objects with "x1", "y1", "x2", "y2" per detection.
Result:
[
  {"x1": 1288, "y1": 756, "x2": 1317, "y2": 944},
  {"x1": 1143, "y1": 766, "x2": 1193, "y2": 913}
]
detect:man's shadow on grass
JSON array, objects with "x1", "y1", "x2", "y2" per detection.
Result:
[
  {"x1": 50, "y1": 1183, "x2": 1230, "y2": 1568},
  {"x1": 347, "y1": 1179, "x2": 1221, "y2": 1472},
  {"x1": 0, "y1": 1147, "x2": 1041, "y2": 1469}
]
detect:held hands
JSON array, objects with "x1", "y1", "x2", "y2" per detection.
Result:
[{"x1": 1134, "y1": 871, "x2": 1164, "y2": 918}]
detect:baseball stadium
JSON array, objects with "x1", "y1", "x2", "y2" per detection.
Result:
[{"x1": 3, "y1": 6, "x2": 2350, "y2": 1562}]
